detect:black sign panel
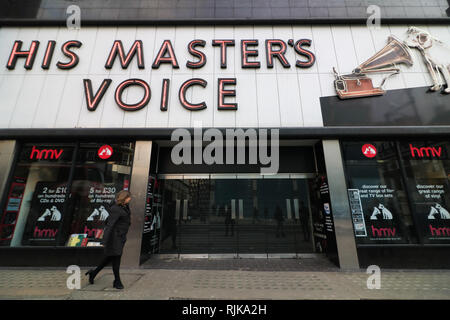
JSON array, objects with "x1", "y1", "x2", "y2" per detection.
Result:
[
  {"x1": 347, "y1": 183, "x2": 407, "y2": 243},
  {"x1": 321, "y1": 86, "x2": 450, "y2": 127},
  {"x1": 410, "y1": 179, "x2": 450, "y2": 243},
  {"x1": 22, "y1": 182, "x2": 67, "y2": 245}
]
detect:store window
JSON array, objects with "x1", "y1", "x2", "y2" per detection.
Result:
[
  {"x1": 0, "y1": 144, "x2": 74, "y2": 246},
  {"x1": 399, "y1": 141, "x2": 450, "y2": 244},
  {"x1": 342, "y1": 141, "x2": 418, "y2": 245},
  {"x1": 0, "y1": 142, "x2": 134, "y2": 247}
]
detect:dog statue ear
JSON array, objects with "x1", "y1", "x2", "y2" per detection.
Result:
[{"x1": 418, "y1": 33, "x2": 428, "y2": 46}]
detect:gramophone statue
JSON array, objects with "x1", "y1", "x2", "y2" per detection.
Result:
[{"x1": 333, "y1": 36, "x2": 413, "y2": 99}]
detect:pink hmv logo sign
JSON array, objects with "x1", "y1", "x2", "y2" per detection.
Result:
[{"x1": 362, "y1": 144, "x2": 377, "y2": 158}]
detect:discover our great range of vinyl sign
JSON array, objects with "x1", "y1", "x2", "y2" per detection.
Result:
[{"x1": 5, "y1": 38, "x2": 316, "y2": 112}]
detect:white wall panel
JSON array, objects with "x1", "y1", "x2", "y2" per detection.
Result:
[
  {"x1": 54, "y1": 75, "x2": 85, "y2": 128},
  {"x1": 256, "y1": 74, "x2": 280, "y2": 127},
  {"x1": 9, "y1": 75, "x2": 45, "y2": 128},
  {"x1": 99, "y1": 75, "x2": 127, "y2": 128},
  {"x1": 122, "y1": 74, "x2": 151, "y2": 128},
  {"x1": 167, "y1": 74, "x2": 193, "y2": 128},
  {"x1": 0, "y1": 75, "x2": 24, "y2": 128},
  {"x1": 214, "y1": 26, "x2": 235, "y2": 76},
  {"x1": 88, "y1": 27, "x2": 117, "y2": 75},
  {"x1": 6, "y1": 28, "x2": 39, "y2": 76},
  {"x1": 32, "y1": 75, "x2": 67, "y2": 128},
  {"x1": 292, "y1": 25, "x2": 318, "y2": 75},
  {"x1": 277, "y1": 73, "x2": 303, "y2": 127},
  {"x1": 0, "y1": 24, "x2": 448, "y2": 130},
  {"x1": 350, "y1": 25, "x2": 376, "y2": 67},
  {"x1": 298, "y1": 73, "x2": 323, "y2": 127},
  {"x1": 108, "y1": 27, "x2": 137, "y2": 76},
  {"x1": 272, "y1": 26, "x2": 296, "y2": 74},
  {"x1": 331, "y1": 26, "x2": 358, "y2": 75},
  {"x1": 77, "y1": 75, "x2": 109, "y2": 128},
  {"x1": 174, "y1": 26, "x2": 196, "y2": 75},
  {"x1": 194, "y1": 26, "x2": 215, "y2": 75},
  {"x1": 235, "y1": 73, "x2": 259, "y2": 128},
  {"x1": 145, "y1": 73, "x2": 171, "y2": 128},
  {"x1": 51, "y1": 27, "x2": 79, "y2": 75},
  {"x1": 233, "y1": 26, "x2": 255, "y2": 75},
  {"x1": 213, "y1": 25, "x2": 236, "y2": 128},
  {"x1": 73, "y1": 27, "x2": 98, "y2": 75},
  {"x1": 131, "y1": 26, "x2": 156, "y2": 77},
  {"x1": 190, "y1": 74, "x2": 214, "y2": 128},
  {"x1": 30, "y1": 27, "x2": 60, "y2": 75},
  {"x1": 311, "y1": 25, "x2": 338, "y2": 74},
  {"x1": 0, "y1": 27, "x2": 20, "y2": 76},
  {"x1": 253, "y1": 26, "x2": 276, "y2": 75}
]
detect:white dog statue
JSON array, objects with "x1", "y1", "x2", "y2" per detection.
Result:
[{"x1": 404, "y1": 27, "x2": 450, "y2": 93}]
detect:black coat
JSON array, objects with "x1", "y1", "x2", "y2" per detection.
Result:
[{"x1": 102, "y1": 203, "x2": 131, "y2": 256}]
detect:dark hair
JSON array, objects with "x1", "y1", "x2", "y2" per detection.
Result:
[{"x1": 115, "y1": 190, "x2": 131, "y2": 206}]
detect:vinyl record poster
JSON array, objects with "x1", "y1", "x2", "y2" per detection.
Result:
[
  {"x1": 411, "y1": 179, "x2": 450, "y2": 243},
  {"x1": 348, "y1": 183, "x2": 407, "y2": 243},
  {"x1": 23, "y1": 182, "x2": 67, "y2": 245}
]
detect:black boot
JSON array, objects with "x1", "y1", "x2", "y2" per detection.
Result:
[
  {"x1": 113, "y1": 279, "x2": 124, "y2": 289},
  {"x1": 85, "y1": 269, "x2": 96, "y2": 285}
]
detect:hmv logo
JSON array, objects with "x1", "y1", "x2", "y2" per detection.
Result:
[
  {"x1": 429, "y1": 225, "x2": 450, "y2": 237},
  {"x1": 409, "y1": 144, "x2": 442, "y2": 158},
  {"x1": 371, "y1": 225, "x2": 396, "y2": 237},
  {"x1": 30, "y1": 146, "x2": 64, "y2": 160}
]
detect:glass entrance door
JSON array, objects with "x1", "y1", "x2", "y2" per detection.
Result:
[{"x1": 158, "y1": 175, "x2": 315, "y2": 255}]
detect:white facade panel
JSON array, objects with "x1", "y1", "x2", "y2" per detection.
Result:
[{"x1": 0, "y1": 24, "x2": 448, "y2": 130}]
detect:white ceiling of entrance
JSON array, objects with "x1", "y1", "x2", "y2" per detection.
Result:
[{"x1": 0, "y1": 25, "x2": 448, "y2": 129}]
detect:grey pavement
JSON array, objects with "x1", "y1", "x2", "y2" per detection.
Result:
[{"x1": 0, "y1": 257, "x2": 450, "y2": 300}]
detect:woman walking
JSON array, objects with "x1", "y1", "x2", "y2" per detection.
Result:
[{"x1": 85, "y1": 190, "x2": 132, "y2": 289}]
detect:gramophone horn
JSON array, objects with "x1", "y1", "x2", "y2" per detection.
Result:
[{"x1": 354, "y1": 36, "x2": 413, "y2": 74}]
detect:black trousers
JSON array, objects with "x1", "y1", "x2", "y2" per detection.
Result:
[{"x1": 93, "y1": 255, "x2": 122, "y2": 281}]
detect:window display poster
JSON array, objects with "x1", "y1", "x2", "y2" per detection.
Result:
[
  {"x1": 411, "y1": 180, "x2": 450, "y2": 243},
  {"x1": 0, "y1": 177, "x2": 26, "y2": 241},
  {"x1": 72, "y1": 182, "x2": 116, "y2": 240},
  {"x1": 318, "y1": 178, "x2": 337, "y2": 256},
  {"x1": 347, "y1": 189, "x2": 367, "y2": 237},
  {"x1": 142, "y1": 175, "x2": 162, "y2": 254},
  {"x1": 348, "y1": 183, "x2": 405, "y2": 243},
  {"x1": 67, "y1": 233, "x2": 88, "y2": 247},
  {"x1": 23, "y1": 182, "x2": 67, "y2": 244}
]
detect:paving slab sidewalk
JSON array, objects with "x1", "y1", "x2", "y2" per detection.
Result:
[{"x1": 0, "y1": 266, "x2": 449, "y2": 300}]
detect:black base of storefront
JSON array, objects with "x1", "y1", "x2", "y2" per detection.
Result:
[
  {"x1": 357, "y1": 246, "x2": 450, "y2": 269},
  {"x1": 0, "y1": 247, "x2": 105, "y2": 267}
]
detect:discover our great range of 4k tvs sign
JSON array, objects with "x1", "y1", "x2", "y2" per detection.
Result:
[{"x1": 5, "y1": 37, "x2": 315, "y2": 112}]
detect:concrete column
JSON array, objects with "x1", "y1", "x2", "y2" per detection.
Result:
[
  {"x1": 0, "y1": 141, "x2": 17, "y2": 199},
  {"x1": 122, "y1": 141, "x2": 152, "y2": 268},
  {"x1": 322, "y1": 140, "x2": 359, "y2": 270}
]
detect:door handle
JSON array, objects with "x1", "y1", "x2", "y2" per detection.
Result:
[
  {"x1": 238, "y1": 199, "x2": 243, "y2": 220},
  {"x1": 293, "y1": 199, "x2": 300, "y2": 220},
  {"x1": 183, "y1": 199, "x2": 188, "y2": 220},
  {"x1": 175, "y1": 199, "x2": 180, "y2": 220},
  {"x1": 231, "y1": 199, "x2": 236, "y2": 220},
  {"x1": 286, "y1": 199, "x2": 292, "y2": 220}
]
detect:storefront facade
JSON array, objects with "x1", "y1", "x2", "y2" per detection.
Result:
[{"x1": 0, "y1": 1, "x2": 449, "y2": 269}]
